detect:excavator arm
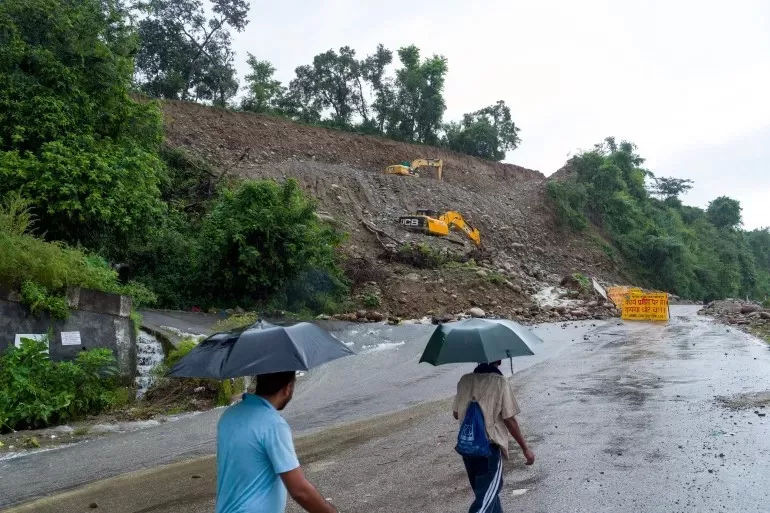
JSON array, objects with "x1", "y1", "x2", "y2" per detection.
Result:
[
  {"x1": 410, "y1": 159, "x2": 443, "y2": 181},
  {"x1": 440, "y1": 211, "x2": 482, "y2": 247}
]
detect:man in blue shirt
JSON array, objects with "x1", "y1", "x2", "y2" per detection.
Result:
[{"x1": 216, "y1": 371, "x2": 337, "y2": 513}]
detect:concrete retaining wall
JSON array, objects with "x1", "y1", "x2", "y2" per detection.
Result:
[{"x1": 0, "y1": 287, "x2": 136, "y2": 378}]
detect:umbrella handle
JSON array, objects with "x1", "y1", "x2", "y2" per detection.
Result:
[{"x1": 506, "y1": 350, "x2": 513, "y2": 375}]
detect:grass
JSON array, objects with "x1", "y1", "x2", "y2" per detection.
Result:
[
  {"x1": 73, "y1": 426, "x2": 91, "y2": 436},
  {"x1": 20, "y1": 436, "x2": 40, "y2": 449},
  {"x1": 362, "y1": 293, "x2": 380, "y2": 308},
  {"x1": 487, "y1": 271, "x2": 506, "y2": 285},
  {"x1": 212, "y1": 313, "x2": 259, "y2": 332}
]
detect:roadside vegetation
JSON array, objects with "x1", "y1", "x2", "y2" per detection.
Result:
[
  {"x1": 547, "y1": 138, "x2": 770, "y2": 302},
  {"x1": 0, "y1": 0, "x2": 348, "y2": 314},
  {"x1": 0, "y1": 338, "x2": 126, "y2": 432}
]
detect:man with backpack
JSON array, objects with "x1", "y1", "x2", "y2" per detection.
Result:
[{"x1": 453, "y1": 361, "x2": 535, "y2": 513}]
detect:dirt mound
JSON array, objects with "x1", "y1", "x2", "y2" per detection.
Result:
[{"x1": 161, "y1": 101, "x2": 629, "y2": 320}]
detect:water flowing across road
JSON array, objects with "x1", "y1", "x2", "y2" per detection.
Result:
[{"x1": 0, "y1": 316, "x2": 607, "y2": 507}]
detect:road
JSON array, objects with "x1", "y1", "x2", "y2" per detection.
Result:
[
  {"x1": 0, "y1": 318, "x2": 594, "y2": 507},
  {"x1": 7, "y1": 307, "x2": 770, "y2": 512}
]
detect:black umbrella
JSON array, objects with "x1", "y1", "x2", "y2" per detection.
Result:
[{"x1": 168, "y1": 321, "x2": 355, "y2": 379}]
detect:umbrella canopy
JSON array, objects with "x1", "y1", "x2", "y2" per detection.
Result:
[
  {"x1": 419, "y1": 318, "x2": 540, "y2": 366},
  {"x1": 168, "y1": 321, "x2": 355, "y2": 379}
]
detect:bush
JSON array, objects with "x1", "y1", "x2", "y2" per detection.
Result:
[
  {"x1": 0, "y1": 196, "x2": 155, "y2": 310},
  {"x1": 20, "y1": 280, "x2": 69, "y2": 320},
  {"x1": 167, "y1": 338, "x2": 199, "y2": 368},
  {"x1": 546, "y1": 180, "x2": 588, "y2": 231},
  {"x1": 196, "y1": 179, "x2": 346, "y2": 307},
  {"x1": 0, "y1": 0, "x2": 166, "y2": 246},
  {"x1": 395, "y1": 242, "x2": 455, "y2": 268},
  {"x1": 0, "y1": 338, "x2": 121, "y2": 431},
  {"x1": 363, "y1": 293, "x2": 381, "y2": 308}
]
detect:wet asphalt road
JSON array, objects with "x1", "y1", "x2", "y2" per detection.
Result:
[
  {"x1": 6, "y1": 307, "x2": 770, "y2": 513},
  {"x1": 0, "y1": 318, "x2": 596, "y2": 508}
]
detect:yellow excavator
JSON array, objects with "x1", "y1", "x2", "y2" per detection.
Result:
[
  {"x1": 398, "y1": 209, "x2": 482, "y2": 247},
  {"x1": 384, "y1": 159, "x2": 443, "y2": 181}
]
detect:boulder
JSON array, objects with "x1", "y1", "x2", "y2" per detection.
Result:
[
  {"x1": 556, "y1": 305, "x2": 568, "y2": 314},
  {"x1": 476, "y1": 269, "x2": 489, "y2": 278},
  {"x1": 505, "y1": 281, "x2": 523, "y2": 294},
  {"x1": 406, "y1": 273, "x2": 421, "y2": 282},
  {"x1": 570, "y1": 309, "x2": 589, "y2": 318},
  {"x1": 586, "y1": 301, "x2": 599, "y2": 308},
  {"x1": 432, "y1": 313, "x2": 456, "y2": 324},
  {"x1": 761, "y1": 312, "x2": 770, "y2": 320},
  {"x1": 356, "y1": 310, "x2": 367, "y2": 319},
  {"x1": 234, "y1": 306, "x2": 245, "y2": 315},
  {"x1": 366, "y1": 311, "x2": 384, "y2": 322},
  {"x1": 741, "y1": 304, "x2": 763, "y2": 314},
  {"x1": 559, "y1": 274, "x2": 583, "y2": 290},
  {"x1": 468, "y1": 307, "x2": 486, "y2": 318}
]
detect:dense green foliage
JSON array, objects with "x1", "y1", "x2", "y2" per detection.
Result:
[
  {"x1": 20, "y1": 281, "x2": 70, "y2": 320},
  {"x1": 0, "y1": 0, "x2": 166, "y2": 246},
  {"x1": 197, "y1": 179, "x2": 347, "y2": 308},
  {"x1": 548, "y1": 137, "x2": 770, "y2": 301},
  {"x1": 124, "y1": 177, "x2": 348, "y2": 311},
  {"x1": 0, "y1": 338, "x2": 123, "y2": 431},
  {"x1": 0, "y1": 0, "x2": 347, "y2": 316},
  {"x1": 444, "y1": 101, "x2": 521, "y2": 160},
  {"x1": 240, "y1": 45, "x2": 519, "y2": 160},
  {"x1": 134, "y1": 0, "x2": 249, "y2": 105},
  {"x1": 0, "y1": 194, "x2": 157, "y2": 310}
]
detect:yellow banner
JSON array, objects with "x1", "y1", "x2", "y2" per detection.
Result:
[
  {"x1": 621, "y1": 293, "x2": 669, "y2": 321},
  {"x1": 607, "y1": 287, "x2": 642, "y2": 308}
]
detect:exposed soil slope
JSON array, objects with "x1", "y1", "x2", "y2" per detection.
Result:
[{"x1": 161, "y1": 101, "x2": 628, "y2": 320}]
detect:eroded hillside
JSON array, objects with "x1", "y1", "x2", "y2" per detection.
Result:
[{"x1": 162, "y1": 101, "x2": 628, "y2": 321}]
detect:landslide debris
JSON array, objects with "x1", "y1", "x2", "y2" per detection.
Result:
[{"x1": 161, "y1": 101, "x2": 629, "y2": 321}]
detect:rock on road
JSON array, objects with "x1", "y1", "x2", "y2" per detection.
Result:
[{"x1": 7, "y1": 306, "x2": 770, "y2": 513}]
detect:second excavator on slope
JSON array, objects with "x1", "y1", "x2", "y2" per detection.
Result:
[{"x1": 398, "y1": 209, "x2": 482, "y2": 248}]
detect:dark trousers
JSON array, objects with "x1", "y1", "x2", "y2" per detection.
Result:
[{"x1": 462, "y1": 444, "x2": 503, "y2": 513}]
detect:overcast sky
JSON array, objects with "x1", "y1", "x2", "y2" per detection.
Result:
[{"x1": 232, "y1": 0, "x2": 769, "y2": 229}]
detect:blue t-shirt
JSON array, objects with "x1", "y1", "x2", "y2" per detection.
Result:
[{"x1": 216, "y1": 394, "x2": 300, "y2": 513}]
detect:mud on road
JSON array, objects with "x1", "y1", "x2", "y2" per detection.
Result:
[{"x1": 8, "y1": 307, "x2": 770, "y2": 513}]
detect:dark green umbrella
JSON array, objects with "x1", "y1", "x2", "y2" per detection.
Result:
[{"x1": 419, "y1": 318, "x2": 540, "y2": 366}]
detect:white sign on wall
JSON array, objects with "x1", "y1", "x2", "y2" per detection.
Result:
[
  {"x1": 14, "y1": 334, "x2": 47, "y2": 348},
  {"x1": 61, "y1": 331, "x2": 82, "y2": 346}
]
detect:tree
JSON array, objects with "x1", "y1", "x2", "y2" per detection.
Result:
[
  {"x1": 134, "y1": 0, "x2": 249, "y2": 102},
  {"x1": 196, "y1": 179, "x2": 345, "y2": 305},
  {"x1": 707, "y1": 196, "x2": 742, "y2": 229},
  {"x1": 651, "y1": 176, "x2": 694, "y2": 199},
  {"x1": 0, "y1": 0, "x2": 165, "y2": 245},
  {"x1": 361, "y1": 44, "x2": 394, "y2": 133},
  {"x1": 241, "y1": 54, "x2": 283, "y2": 113},
  {"x1": 194, "y1": 42, "x2": 238, "y2": 107},
  {"x1": 284, "y1": 47, "x2": 367, "y2": 127},
  {"x1": 389, "y1": 46, "x2": 448, "y2": 144},
  {"x1": 444, "y1": 100, "x2": 521, "y2": 160}
]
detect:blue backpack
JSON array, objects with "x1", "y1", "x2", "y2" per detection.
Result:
[{"x1": 455, "y1": 400, "x2": 491, "y2": 458}]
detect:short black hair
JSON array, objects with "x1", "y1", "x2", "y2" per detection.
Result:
[{"x1": 255, "y1": 371, "x2": 296, "y2": 397}]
